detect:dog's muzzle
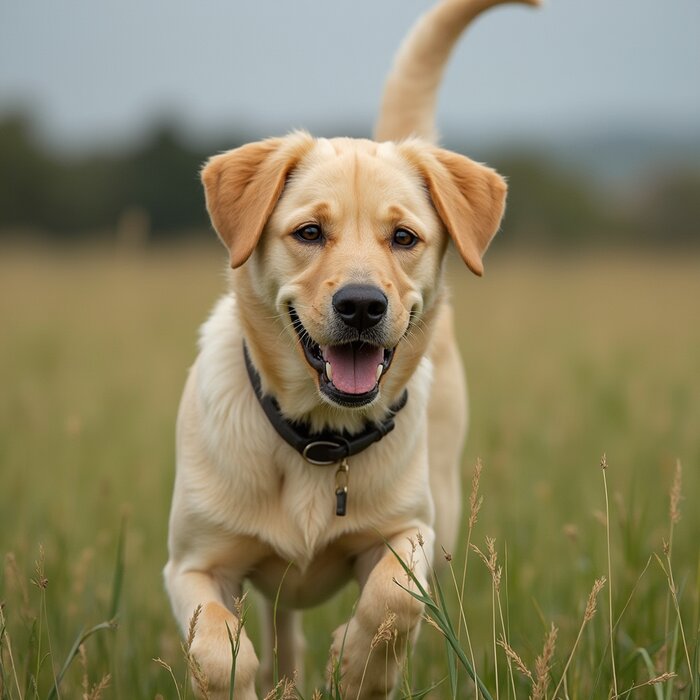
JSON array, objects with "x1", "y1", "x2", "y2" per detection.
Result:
[{"x1": 289, "y1": 286, "x2": 396, "y2": 407}]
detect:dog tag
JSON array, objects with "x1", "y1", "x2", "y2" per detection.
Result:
[
  {"x1": 335, "y1": 459, "x2": 349, "y2": 517},
  {"x1": 335, "y1": 488, "x2": 348, "y2": 516}
]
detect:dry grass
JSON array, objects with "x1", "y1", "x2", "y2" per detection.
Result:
[{"x1": 1, "y1": 243, "x2": 699, "y2": 697}]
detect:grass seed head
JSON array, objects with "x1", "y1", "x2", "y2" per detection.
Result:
[
  {"x1": 263, "y1": 672, "x2": 297, "y2": 700},
  {"x1": 585, "y1": 576, "x2": 607, "y2": 622},
  {"x1": 670, "y1": 459, "x2": 682, "y2": 525},
  {"x1": 187, "y1": 653, "x2": 210, "y2": 699},
  {"x1": 497, "y1": 635, "x2": 533, "y2": 681},
  {"x1": 494, "y1": 565, "x2": 502, "y2": 592},
  {"x1": 530, "y1": 623, "x2": 558, "y2": 700},
  {"x1": 85, "y1": 674, "x2": 111, "y2": 700},
  {"x1": 423, "y1": 614, "x2": 445, "y2": 637},
  {"x1": 186, "y1": 603, "x2": 202, "y2": 652},
  {"x1": 31, "y1": 545, "x2": 48, "y2": 590},
  {"x1": 468, "y1": 458, "x2": 484, "y2": 529},
  {"x1": 232, "y1": 592, "x2": 248, "y2": 620},
  {"x1": 371, "y1": 608, "x2": 397, "y2": 650},
  {"x1": 471, "y1": 539, "x2": 502, "y2": 590},
  {"x1": 404, "y1": 537, "x2": 418, "y2": 579},
  {"x1": 647, "y1": 672, "x2": 676, "y2": 685}
]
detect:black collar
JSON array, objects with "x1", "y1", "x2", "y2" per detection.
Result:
[{"x1": 243, "y1": 343, "x2": 408, "y2": 465}]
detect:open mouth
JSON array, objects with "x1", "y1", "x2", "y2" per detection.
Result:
[{"x1": 289, "y1": 305, "x2": 395, "y2": 407}]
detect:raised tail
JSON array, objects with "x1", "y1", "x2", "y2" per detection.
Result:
[{"x1": 374, "y1": 0, "x2": 539, "y2": 144}]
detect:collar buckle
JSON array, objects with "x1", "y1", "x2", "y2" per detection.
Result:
[{"x1": 302, "y1": 440, "x2": 343, "y2": 466}]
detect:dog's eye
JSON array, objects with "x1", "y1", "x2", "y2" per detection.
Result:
[
  {"x1": 293, "y1": 224, "x2": 323, "y2": 243},
  {"x1": 392, "y1": 228, "x2": 418, "y2": 248}
]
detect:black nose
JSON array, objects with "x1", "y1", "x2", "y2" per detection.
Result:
[{"x1": 332, "y1": 284, "x2": 388, "y2": 331}]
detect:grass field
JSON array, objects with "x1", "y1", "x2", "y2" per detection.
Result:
[{"x1": 1, "y1": 243, "x2": 699, "y2": 699}]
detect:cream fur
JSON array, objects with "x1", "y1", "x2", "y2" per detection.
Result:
[{"x1": 164, "y1": 0, "x2": 535, "y2": 697}]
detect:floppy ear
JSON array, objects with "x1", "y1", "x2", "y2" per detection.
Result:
[
  {"x1": 401, "y1": 144, "x2": 507, "y2": 276},
  {"x1": 201, "y1": 132, "x2": 314, "y2": 268}
]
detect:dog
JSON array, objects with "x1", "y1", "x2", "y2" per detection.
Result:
[{"x1": 164, "y1": 0, "x2": 536, "y2": 697}]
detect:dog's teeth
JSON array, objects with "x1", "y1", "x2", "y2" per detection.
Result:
[
  {"x1": 376, "y1": 364, "x2": 384, "y2": 381},
  {"x1": 325, "y1": 362, "x2": 333, "y2": 382}
]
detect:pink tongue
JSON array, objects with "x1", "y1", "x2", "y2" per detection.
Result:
[{"x1": 323, "y1": 344, "x2": 384, "y2": 394}]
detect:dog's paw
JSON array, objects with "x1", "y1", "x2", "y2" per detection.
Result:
[{"x1": 188, "y1": 602, "x2": 259, "y2": 700}]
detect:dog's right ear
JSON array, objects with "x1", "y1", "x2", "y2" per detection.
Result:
[{"x1": 201, "y1": 132, "x2": 314, "y2": 268}]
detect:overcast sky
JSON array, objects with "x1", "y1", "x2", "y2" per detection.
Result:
[{"x1": 1, "y1": 0, "x2": 699, "y2": 152}]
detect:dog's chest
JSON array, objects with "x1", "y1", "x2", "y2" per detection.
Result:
[
  {"x1": 219, "y1": 455, "x2": 341, "y2": 567},
  {"x1": 272, "y1": 466, "x2": 338, "y2": 562}
]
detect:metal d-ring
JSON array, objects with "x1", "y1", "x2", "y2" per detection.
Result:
[
  {"x1": 302, "y1": 440, "x2": 341, "y2": 466},
  {"x1": 302, "y1": 436, "x2": 351, "y2": 466}
]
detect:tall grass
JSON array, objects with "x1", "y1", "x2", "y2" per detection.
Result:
[{"x1": 1, "y1": 245, "x2": 699, "y2": 697}]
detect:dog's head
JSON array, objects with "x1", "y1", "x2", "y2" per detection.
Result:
[{"x1": 201, "y1": 132, "x2": 505, "y2": 413}]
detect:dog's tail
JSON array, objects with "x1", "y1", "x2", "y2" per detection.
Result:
[{"x1": 374, "y1": 0, "x2": 539, "y2": 144}]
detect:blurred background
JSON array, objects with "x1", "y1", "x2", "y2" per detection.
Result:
[
  {"x1": 1, "y1": 0, "x2": 699, "y2": 247},
  {"x1": 1, "y1": 0, "x2": 699, "y2": 696}
]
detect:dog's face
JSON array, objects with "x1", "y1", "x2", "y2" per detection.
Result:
[{"x1": 202, "y1": 132, "x2": 506, "y2": 410}]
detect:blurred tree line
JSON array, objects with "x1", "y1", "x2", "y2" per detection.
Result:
[
  {"x1": 1, "y1": 112, "x2": 698, "y2": 247},
  {"x1": 0, "y1": 113, "x2": 209, "y2": 241}
]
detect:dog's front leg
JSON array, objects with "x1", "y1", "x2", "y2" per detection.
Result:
[
  {"x1": 164, "y1": 563, "x2": 259, "y2": 700},
  {"x1": 329, "y1": 526, "x2": 434, "y2": 700}
]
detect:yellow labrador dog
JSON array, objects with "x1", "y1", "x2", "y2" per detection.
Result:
[{"x1": 165, "y1": 0, "x2": 536, "y2": 697}]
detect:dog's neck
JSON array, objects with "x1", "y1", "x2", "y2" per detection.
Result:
[{"x1": 243, "y1": 342, "x2": 409, "y2": 459}]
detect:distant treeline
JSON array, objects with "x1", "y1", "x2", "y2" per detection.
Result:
[{"x1": 1, "y1": 113, "x2": 699, "y2": 246}]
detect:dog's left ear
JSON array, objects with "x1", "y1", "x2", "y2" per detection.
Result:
[
  {"x1": 401, "y1": 144, "x2": 507, "y2": 276},
  {"x1": 201, "y1": 131, "x2": 314, "y2": 268}
]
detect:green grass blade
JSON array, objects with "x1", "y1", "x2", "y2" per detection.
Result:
[
  {"x1": 445, "y1": 638, "x2": 458, "y2": 700},
  {"x1": 432, "y1": 574, "x2": 457, "y2": 638},
  {"x1": 690, "y1": 626, "x2": 699, "y2": 699},
  {"x1": 387, "y1": 543, "x2": 492, "y2": 700},
  {"x1": 401, "y1": 675, "x2": 447, "y2": 699},
  {"x1": 225, "y1": 621, "x2": 236, "y2": 700},
  {"x1": 46, "y1": 621, "x2": 115, "y2": 700},
  {"x1": 432, "y1": 575, "x2": 458, "y2": 699},
  {"x1": 384, "y1": 541, "x2": 432, "y2": 599},
  {"x1": 108, "y1": 517, "x2": 127, "y2": 621},
  {"x1": 25, "y1": 619, "x2": 37, "y2": 699},
  {"x1": 271, "y1": 561, "x2": 294, "y2": 691},
  {"x1": 633, "y1": 647, "x2": 665, "y2": 700},
  {"x1": 153, "y1": 658, "x2": 183, "y2": 700}
]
